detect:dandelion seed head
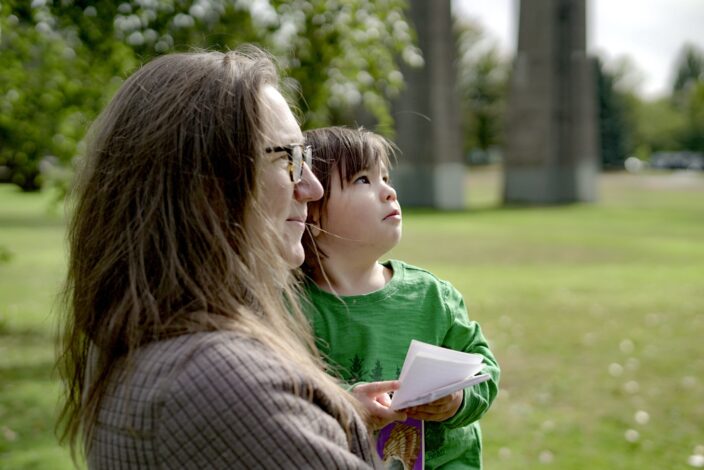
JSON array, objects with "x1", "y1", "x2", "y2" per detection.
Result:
[
  {"x1": 681, "y1": 376, "x2": 697, "y2": 388},
  {"x1": 539, "y1": 450, "x2": 554, "y2": 464},
  {"x1": 620, "y1": 339, "x2": 635, "y2": 354},
  {"x1": 609, "y1": 363, "x2": 624, "y2": 377},
  {"x1": 625, "y1": 429, "x2": 640, "y2": 442},
  {"x1": 623, "y1": 380, "x2": 639, "y2": 394},
  {"x1": 635, "y1": 410, "x2": 650, "y2": 425},
  {"x1": 688, "y1": 454, "x2": 704, "y2": 468}
]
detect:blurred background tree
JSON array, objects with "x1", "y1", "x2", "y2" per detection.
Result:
[
  {"x1": 0, "y1": 1, "x2": 137, "y2": 191},
  {"x1": 568, "y1": 44, "x2": 703, "y2": 169},
  {"x1": 2, "y1": 1, "x2": 703, "y2": 193},
  {"x1": 455, "y1": 16, "x2": 509, "y2": 165},
  {"x1": 0, "y1": 0, "x2": 418, "y2": 192},
  {"x1": 671, "y1": 43, "x2": 704, "y2": 153},
  {"x1": 595, "y1": 57, "x2": 635, "y2": 169},
  {"x1": 672, "y1": 43, "x2": 704, "y2": 96},
  {"x1": 453, "y1": 14, "x2": 703, "y2": 172}
]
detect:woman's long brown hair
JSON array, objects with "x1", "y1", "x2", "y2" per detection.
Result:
[{"x1": 56, "y1": 49, "x2": 364, "y2": 460}]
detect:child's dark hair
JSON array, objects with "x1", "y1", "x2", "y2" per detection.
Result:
[{"x1": 302, "y1": 126, "x2": 396, "y2": 274}]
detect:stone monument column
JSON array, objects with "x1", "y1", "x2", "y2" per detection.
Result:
[
  {"x1": 504, "y1": 0, "x2": 598, "y2": 204},
  {"x1": 393, "y1": 0, "x2": 464, "y2": 209}
]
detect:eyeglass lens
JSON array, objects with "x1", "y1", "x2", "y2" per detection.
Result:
[
  {"x1": 264, "y1": 145, "x2": 309, "y2": 183},
  {"x1": 290, "y1": 145, "x2": 312, "y2": 183}
]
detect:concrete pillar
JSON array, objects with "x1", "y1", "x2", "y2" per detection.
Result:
[
  {"x1": 504, "y1": 0, "x2": 599, "y2": 204},
  {"x1": 393, "y1": 0, "x2": 464, "y2": 209}
]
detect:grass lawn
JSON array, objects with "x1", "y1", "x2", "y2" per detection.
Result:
[
  {"x1": 0, "y1": 186, "x2": 74, "y2": 469},
  {"x1": 1, "y1": 167, "x2": 703, "y2": 469}
]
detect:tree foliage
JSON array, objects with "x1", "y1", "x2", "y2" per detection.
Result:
[
  {"x1": 595, "y1": 46, "x2": 704, "y2": 166},
  {"x1": 596, "y1": 57, "x2": 631, "y2": 168},
  {"x1": 0, "y1": 0, "x2": 417, "y2": 191},
  {"x1": 454, "y1": 16, "x2": 509, "y2": 161},
  {"x1": 630, "y1": 98, "x2": 687, "y2": 155},
  {"x1": 672, "y1": 43, "x2": 704, "y2": 95},
  {"x1": 671, "y1": 44, "x2": 704, "y2": 153}
]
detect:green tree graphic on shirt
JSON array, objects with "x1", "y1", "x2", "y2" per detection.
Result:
[
  {"x1": 370, "y1": 360, "x2": 384, "y2": 382},
  {"x1": 349, "y1": 354, "x2": 367, "y2": 383}
]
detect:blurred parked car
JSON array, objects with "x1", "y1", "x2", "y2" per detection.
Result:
[{"x1": 650, "y1": 151, "x2": 704, "y2": 170}]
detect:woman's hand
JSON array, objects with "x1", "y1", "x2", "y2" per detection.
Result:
[
  {"x1": 352, "y1": 381, "x2": 407, "y2": 430},
  {"x1": 402, "y1": 390, "x2": 463, "y2": 422}
]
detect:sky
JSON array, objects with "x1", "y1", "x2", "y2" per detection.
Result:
[{"x1": 453, "y1": 0, "x2": 704, "y2": 99}]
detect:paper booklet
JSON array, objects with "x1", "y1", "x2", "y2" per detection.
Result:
[{"x1": 389, "y1": 339, "x2": 491, "y2": 411}]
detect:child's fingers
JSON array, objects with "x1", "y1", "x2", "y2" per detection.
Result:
[
  {"x1": 370, "y1": 401, "x2": 407, "y2": 421},
  {"x1": 403, "y1": 391, "x2": 463, "y2": 421},
  {"x1": 404, "y1": 403, "x2": 445, "y2": 415},
  {"x1": 405, "y1": 403, "x2": 453, "y2": 421},
  {"x1": 402, "y1": 398, "x2": 450, "y2": 414},
  {"x1": 356, "y1": 380, "x2": 401, "y2": 395},
  {"x1": 363, "y1": 396, "x2": 407, "y2": 429},
  {"x1": 375, "y1": 393, "x2": 392, "y2": 406}
]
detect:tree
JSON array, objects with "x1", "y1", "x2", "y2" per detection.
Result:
[
  {"x1": 0, "y1": 4, "x2": 135, "y2": 190},
  {"x1": 681, "y1": 80, "x2": 704, "y2": 153},
  {"x1": 595, "y1": 58, "x2": 631, "y2": 168},
  {"x1": 630, "y1": 98, "x2": 687, "y2": 155},
  {"x1": 592, "y1": 54, "x2": 688, "y2": 164},
  {"x1": 592, "y1": 46, "x2": 703, "y2": 165},
  {"x1": 671, "y1": 44, "x2": 704, "y2": 153},
  {"x1": 0, "y1": 0, "x2": 417, "y2": 191},
  {"x1": 454, "y1": 16, "x2": 509, "y2": 162},
  {"x1": 672, "y1": 43, "x2": 704, "y2": 96}
]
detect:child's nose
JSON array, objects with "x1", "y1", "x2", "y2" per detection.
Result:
[{"x1": 381, "y1": 183, "x2": 397, "y2": 202}]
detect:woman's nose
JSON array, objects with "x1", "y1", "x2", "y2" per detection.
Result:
[{"x1": 294, "y1": 163, "x2": 323, "y2": 202}]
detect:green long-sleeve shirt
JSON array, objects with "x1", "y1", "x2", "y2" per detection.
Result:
[{"x1": 305, "y1": 259, "x2": 500, "y2": 469}]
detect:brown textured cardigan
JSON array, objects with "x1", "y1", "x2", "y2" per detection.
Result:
[{"x1": 88, "y1": 331, "x2": 378, "y2": 468}]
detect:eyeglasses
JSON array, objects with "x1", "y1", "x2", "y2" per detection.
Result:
[{"x1": 265, "y1": 144, "x2": 313, "y2": 183}]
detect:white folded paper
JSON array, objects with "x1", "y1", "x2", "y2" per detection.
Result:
[{"x1": 390, "y1": 339, "x2": 491, "y2": 410}]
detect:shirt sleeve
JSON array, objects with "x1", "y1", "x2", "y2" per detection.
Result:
[
  {"x1": 154, "y1": 338, "x2": 376, "y2": 469},
  {"x1": 439, "y1": 282, "x2": 501, "y2": 429}
]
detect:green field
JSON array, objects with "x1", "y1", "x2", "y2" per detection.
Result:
[{"x1": 1, "y1": 168, "x2": 703, "y2": 469}]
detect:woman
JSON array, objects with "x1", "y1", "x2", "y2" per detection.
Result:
[{"x1": 57, "y1": 48, "x2": 395, "y2": 468}]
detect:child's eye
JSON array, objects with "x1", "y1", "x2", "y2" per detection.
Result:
[
  {"x1": 383, "y1": 175, "x2": 391, "y2": 184},
  {"x1": 353, "y1": 175, "x2": 370, "y2": 184}
]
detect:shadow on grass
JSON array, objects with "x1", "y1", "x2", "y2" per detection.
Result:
[
  {"x1": 403, "y1": 201, "x2": 591, "y2": 218},
  {"x1": 0, "y1": 330, "x2": 58, "y2": 383},
  {"x1": 0, "y1": 357, "x2": 57, "y2": 383},
  {"x1": 0, "y1": 215, "x2": 65, "y2": 229},
  {"x1": 0, "y1": 324, "x2": 51, "y2": 338}
]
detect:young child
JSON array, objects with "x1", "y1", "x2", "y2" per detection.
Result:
[{"x1": 302, "y1": 126, "x2": 500, "y2": 469}]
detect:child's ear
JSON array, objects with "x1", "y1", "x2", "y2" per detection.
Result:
[
  {"x1": 309, "y1": 221, "x2": 321, "y2": 238},
  {"x1": 308, "y1": 205, "x2": 322, "y2": 238}
]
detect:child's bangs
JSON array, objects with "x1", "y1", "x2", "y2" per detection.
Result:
[{"x1": 339, "y1": 133, "x2": 394, "y2": 183}]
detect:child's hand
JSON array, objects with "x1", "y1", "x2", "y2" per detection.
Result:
[
  {"x1": 352, "y1": 380, "x2": 407, "y2": 430},
  {"x1": 403, "y1": 390, "x2": 463, "y2": 422}
]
